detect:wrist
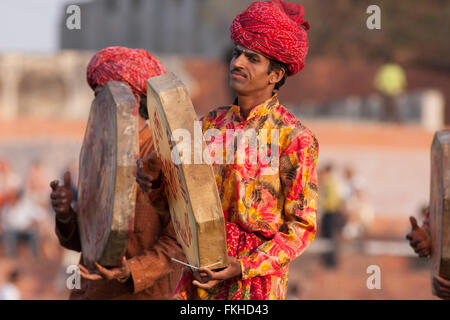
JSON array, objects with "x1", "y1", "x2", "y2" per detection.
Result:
[
  {"x1": 117, "y1": 272, "x2": 131, "y2": 284},
  {"x1": 56, "y1": 211, "x2": 73, "y2": 224}
]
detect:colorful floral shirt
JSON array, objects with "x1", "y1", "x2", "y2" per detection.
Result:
[{"x1": 173, "y1": 94, "x2": 318, "y2": 300}]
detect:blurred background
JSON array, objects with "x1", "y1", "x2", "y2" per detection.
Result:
[{"x1": 0, "y1": 0, "x2": 449, "y2": 299}]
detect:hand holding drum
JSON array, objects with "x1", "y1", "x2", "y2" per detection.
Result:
[
  {"x1": 406, "y1": 216, "x2": 431, "y2": 258},
  {"x1": 50, "y1": 171, "x2": 75, "y2": 221},
  {"x1": 136, "y1": 149, "x2": 163, "y2": 193}
]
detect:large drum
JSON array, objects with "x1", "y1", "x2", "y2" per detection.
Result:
[
  {"x1": 430, "y1": 129, "x2": 450, "y2": 291},
  {"x1": 147, "y1": 72, "x2": 228, "y2": 270},
  {"x1": 77, "y1": 82, "x2": 139, "y2": 270}
]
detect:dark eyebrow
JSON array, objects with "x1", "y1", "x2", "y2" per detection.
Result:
[
  {"x1": 245, "y1": 51, "x2": 260, "y2": 60},
  {"x1": 233, "y1": 47, "x2": 260, "y2": 60}
]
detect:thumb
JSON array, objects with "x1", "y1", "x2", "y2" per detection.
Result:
[
  {"x1": 63, "y1": 171, "x2": 72, "y2": 188},
  {"x1": 409, "y1": 216, "x2": 419, "y2": 230}
]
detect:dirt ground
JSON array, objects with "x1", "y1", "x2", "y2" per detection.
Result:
[{"x1": 288, "y1": 251, "x2": 437, "y2": 300}]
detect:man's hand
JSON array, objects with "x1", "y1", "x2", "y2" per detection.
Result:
[
  {"x1": 432, "y1": 275, "x2": 450, "y2": 300},
  {"x1": 79, "y1": 256, "x2": 131, "y2": 283},
  {"x1": 406, "y1": 216, "x2": 431, "y2": 258},
  {"x1": 136, "y1": 149, "x2": 163, "y2": 193},
  {"x1": 192, "y1": 257, "x2": 242, "y2": 290},
  {"x1": 50, "y1": 171, "x2": 74, "y2": 221}
]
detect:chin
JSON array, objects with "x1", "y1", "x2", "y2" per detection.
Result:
[{"x1": 229, "y1": 81, "x2": 246, "y2": 96}]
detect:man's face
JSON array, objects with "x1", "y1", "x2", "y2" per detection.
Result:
[{"x1": 229, "y1": 45, "x2": 273, "y2": 96}]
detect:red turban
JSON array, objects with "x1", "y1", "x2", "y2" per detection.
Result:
[
  {"x1": 86, "y1": 46, "x2": 166, "y2": 96},
  {"x1": 230, "y1": 0, "x2": 310, "y2": 76}
]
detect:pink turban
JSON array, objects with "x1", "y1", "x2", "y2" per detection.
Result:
[
  {"x1": 230, "y1": 0, "x2": 310, "y2": 76},
  {"x1": 86, "y1": 46, "x2": 166, "y2": 96}
]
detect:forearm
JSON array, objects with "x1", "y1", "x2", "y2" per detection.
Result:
[{"x1": 54, "y1": 205, "x2": 81, "y2": 252}]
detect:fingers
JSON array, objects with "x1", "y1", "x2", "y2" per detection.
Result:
[
  {"x1": 409, "y1": 216, "x2": 419, "y2": 230},
  {"x1": 80, "y1": 272, "x2": 102, "y2": 281},
  {"x1": 50, "y1": 187, "x2": 71, "y2": 213},
  {"x1": 197, "y1": 267, "x2": 216, "y2": 280},
  {"x1": 192, "y1": 269, "x2": 211, "y2": 284},
  {"x1": 64, "y1": 171, "x2": 72, "y2": 188},
  {"x1": 94, "y1": 262, "x2": 128, "y2": 281},
  {"x1": 94, "y1": 262, "x2": 116, "y2": 280},
  {"x1": 434, "y1": 276, "x2": 450, "y2": 287},
  {"x1": 50, "y1": 180, "x2": 59, "y2": 191},
  {"x1": 414, "y1": 242, "x2": 428, "y2": 251},
  {"x1": 78, "y1": 262, "x2": 125, "y2": 281},
  {"x1": 136, "y1": 174, "x2": 152, "y2": 192},
  {"x1": 52, "y1": 199, "x2": 69, "y2": 210},
  {"x1": 144, "y1": 148, "x2": 163, "y2": 171},
  {"x1": 417, "y1": 251, "x2": 430, "y2": 258},
  {"x1": 78, "y1": 264, "x2": 102, "y2": 281},
  {"x1": 413, "y1": 242, "x2": 430, "y2": 257},
  {"x1": 199, "y1": 267, "x2": 231, "y2": 281},
  {"x1": 192, "y1": 279, "x2": 221, "y2": 290},
  {"x1": 78, "y1": 263, "x2": 90, "y2": 274},
  {"x1": 136, "y1": 159, "x2": 156, "y2": 192},
  {"x1": 433, "y1": 276, "x2": 450, "y2": 299},
  {"x1": 50, "y1": 191, "x2": 68, "y2": 201},
  {"x1": 410, "y1": 238, "x2": 423, "y2": 246},
  {"x1": 121, "y1": 256, "x2": 130, "y2": 274}
]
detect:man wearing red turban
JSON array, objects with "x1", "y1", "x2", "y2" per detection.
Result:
[
  {"x1": 50, "y1": 46, "x2": 185, "y2": 299},
  {"x1": 141, "y1": 1, "x2": 318, "y2": 300}
]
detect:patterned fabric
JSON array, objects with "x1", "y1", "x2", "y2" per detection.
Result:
[
  {"x1": 231, "y1": 0, "x2": 310, "y2": 76},
  {"x1": 86, "y1": 46, "x2": 166, "y2": 97},
  {"x1": 173, "y1": 94, "x2": 318, "y2": 300}
]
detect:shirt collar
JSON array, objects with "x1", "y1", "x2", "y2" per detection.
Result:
[{"x1": 231, "y1": 93, "x2": 279, "y2": 122}]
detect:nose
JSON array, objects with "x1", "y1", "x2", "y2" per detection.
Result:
[{"x1": 230, "y1": 53, "x2": 246, "y2": 70}]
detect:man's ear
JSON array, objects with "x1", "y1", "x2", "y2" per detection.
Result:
[{"x1": 269, "y1": 67, "x2": 285, "y2": 85}]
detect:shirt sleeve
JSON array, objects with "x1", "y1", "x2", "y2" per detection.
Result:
[
  {"x1": 238, "y1": 128, "x2": 319, "y2": 280},
  {"x1": 127, "y1": 213, "x2": 185, "y2": 293}
]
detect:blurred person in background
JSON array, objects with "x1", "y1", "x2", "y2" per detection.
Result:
[
  {"x1": 340, "y1": 167, "x2": 374, "y2": 245},
  {"x1": 0, "y1": 158, "x2": 21, "y2": 211},
  {"x1": 49, "y1": 46, "x2": 184, "y2": 300},
  {"x1": 318, "y1": 164, "x2": 344, "y2": 268},
  {"x1": 24, "y1": 160, "x2": 57, "y2": 261},
  {"x1": 0, "y1": 269, "x2": 21, "y2": 300},
  {"x1": 406, "y1": 208, "x2": 450, "y2": 300},
  {"x1": 373, "y1": 56, "x2": 407, "y2": 123},
  {"x1": 1, "y1": 189, "x2": 45, "y2": 260},
  {"x1": 25, "y1": 159, "x2": 51, "y2": 209}
]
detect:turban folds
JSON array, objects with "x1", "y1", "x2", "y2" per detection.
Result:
[
  {"x1": 86, "y1": 46, "x2": 166, "y2": 96},
  {"x1": 230, "y1": 0, "x2": 310, "y2": 76}
]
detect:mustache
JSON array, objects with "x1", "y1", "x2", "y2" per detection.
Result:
[{"x1": 230, "y1": 68, "x2": 247, "y2": 78}]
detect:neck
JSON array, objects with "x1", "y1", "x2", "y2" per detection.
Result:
[
  {"x1": 138, "y1": 116, "x2": 147, "y2": 132},
  {"x1": 235, "y1": 90, "x2": 274, "y2": 119}
]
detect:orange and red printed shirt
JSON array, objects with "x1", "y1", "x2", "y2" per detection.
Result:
[{"x1": 173, "y1": 94, "x2": 319, "y2": 300}]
